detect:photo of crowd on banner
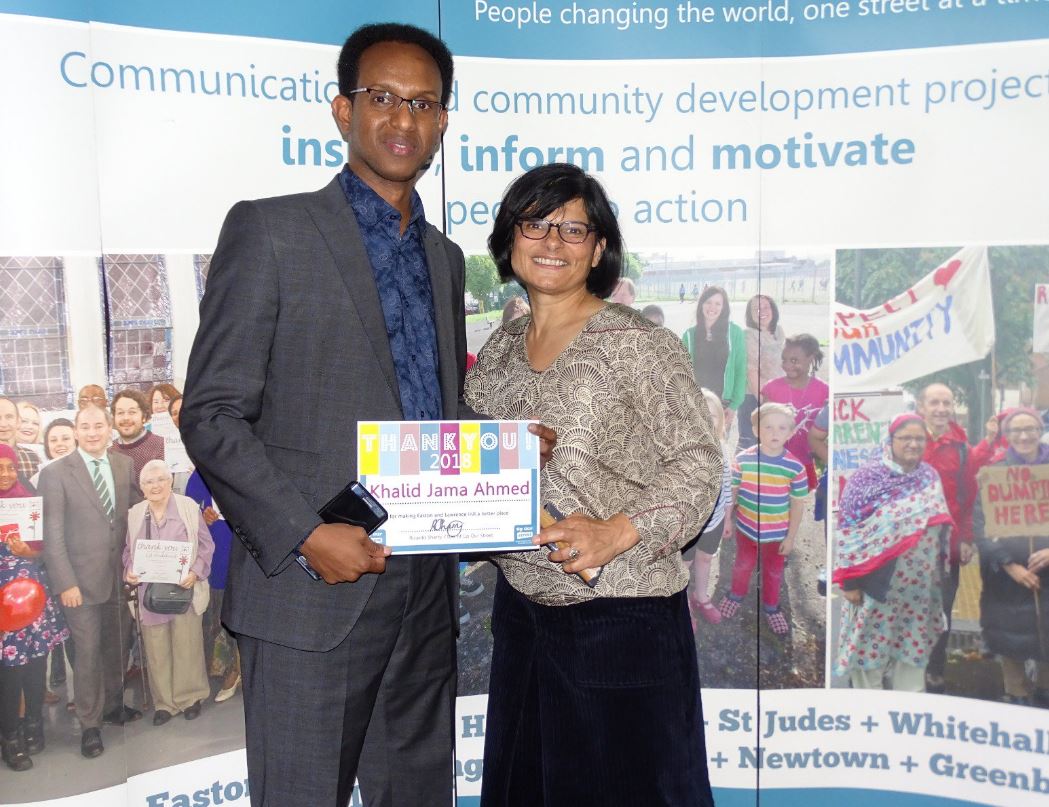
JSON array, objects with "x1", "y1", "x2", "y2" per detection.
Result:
[
  {"x1": 0, "y1": 380, "x2": 241, "y2": 779},
  {"x1": 831, "y1": 244, "x2": 1049, "y2": 704}
]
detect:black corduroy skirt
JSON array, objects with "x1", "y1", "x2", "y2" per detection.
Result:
[{"x1": 480, "y1": 573, "x2": 715, "y2": 807}]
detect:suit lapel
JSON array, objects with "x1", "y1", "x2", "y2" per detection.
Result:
[
  {"x1": 424, "y1": 228, "x2": 457, "y2": 418},
  {"x1": 110, "y1": 454, "x2": 130, "y2": 521},
  {"x1": 68, "y1": 454, "x2": 105, "y2": 519},
  {"x1": 306, "y1": 178, "x2": 401, "y2": 408}
]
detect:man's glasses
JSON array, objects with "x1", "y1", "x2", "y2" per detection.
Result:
[
  {"x1": 892, "y1": 435, "x2": 926, "y2": 445},
  {"x1": 516, "y1": 219, "x2": 596, "y2": 244},
  {"x1": 348, "y1": 88, "x2": 445, "y2": 118},
  {"x1": 1007, "y1": 427, "x2": 1041, "y2": 437}
]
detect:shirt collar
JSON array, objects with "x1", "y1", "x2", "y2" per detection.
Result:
[
  {"x1": 339, "y1": 166, "x2": 425, "y2": 234},
  {"x1": 78, "y1": 447, "x2": 110, "y2": 467}
]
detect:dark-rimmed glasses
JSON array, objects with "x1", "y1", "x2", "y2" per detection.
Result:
[
  {"x1": 348, "y1": 88, "x2": 445, "y2": 117},
  {"x1": 516, "y1": 219, "x2": 596, "y2": 244}
]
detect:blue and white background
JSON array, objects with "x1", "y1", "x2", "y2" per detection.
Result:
[{"x1": 0, "y1": 1, "x2": 1047, "y2": 805}]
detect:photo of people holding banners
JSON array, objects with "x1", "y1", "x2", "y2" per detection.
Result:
[{"x1": 1, "y1": 0, "x2": 1048, "y2": 805}]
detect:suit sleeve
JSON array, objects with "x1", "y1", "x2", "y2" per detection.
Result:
[
  {"x1": 39, "y1": 465, "x2": 77, "y2": 595},
  {"x1": 180, "y1": 200, "x2": 323, "y2": 576},
  {"x1": 448, "y1": 239, "x2": 483, "y2": 421}
]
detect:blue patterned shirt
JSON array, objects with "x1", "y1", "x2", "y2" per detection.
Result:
[{"x1": 338, "y1": 167, "x2": 442, "y2": 421}]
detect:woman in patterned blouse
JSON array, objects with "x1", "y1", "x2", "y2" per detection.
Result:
[{"x1": 465, "y1": 163, "x2": 721, "y2": 807}]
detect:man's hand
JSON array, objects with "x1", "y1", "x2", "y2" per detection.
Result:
[
  {"x1": 60, "y1": 586, "x2": 83, "y2": 608},
  {"x1": 1028, "y1": 548, "x2": 1049, "y2": 574},
  {"x1": 528, "y1": 422, "x2": 557, "y2": 469},
  {"x1": 299, "y1": 523, "x2": 391, "y2": 584}
]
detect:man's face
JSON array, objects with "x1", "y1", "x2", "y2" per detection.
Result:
[
  {"x1": 113, "y1": 396, "x2": 146, "y2": 440},
  {"x1": 918, "y1": 384, "x2": 955, "y2": 432},
  {"x1": 76, "y1": 407, "x2": 110, "y2": 457},
  {"x1": 333, "y1": 41, "x2": 447, "y2": 195},
  {"x1": 0, "y1": 400, "x2": 19, "y2": 444}
]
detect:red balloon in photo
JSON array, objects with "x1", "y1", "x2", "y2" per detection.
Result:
[{"x1": 0, "y1": 578, "x2": 46, "y2": 632}]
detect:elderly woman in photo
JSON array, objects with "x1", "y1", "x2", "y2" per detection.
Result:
[
  {"x1": 123, "y1": 459, "x2": 213, "y2": 725},
  {"x1": 973, "y1": 407, "x2": 1049, "y2": 705},
  {"x1": 833, "y1": 413, "x2": 952, "y2": 691},
  {"x1": 465, "y1": 163, "x2": 720, "y2": 806}
]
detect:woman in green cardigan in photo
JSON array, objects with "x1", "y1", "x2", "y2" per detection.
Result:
[{"x1": 681, "y1": 285, "x2": 746, "y2": 423}]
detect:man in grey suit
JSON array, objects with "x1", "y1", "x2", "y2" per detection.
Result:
[
  {"x1": 182, "y1": 23, "x2": 552, "y2": 807},
  {"x1": 40, "y1": 404, "x2": 142, "y2": 758}
]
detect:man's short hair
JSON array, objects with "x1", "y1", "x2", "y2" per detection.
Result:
[
  {"x1": 337, "y1": 23, "x2": 454, "y2": 105},
  {"x1": 75, "y1": 404, "x2": 111, "y2": 427},
  {"x1": 918, "y1": 382, "x2": 954, "y2": 403},
  {"x1": 111, "y1": 388, "x2": 150, "y2": 421},
  {"x1": 0, "y1": 397, "x2": 19, "y2": 421}
]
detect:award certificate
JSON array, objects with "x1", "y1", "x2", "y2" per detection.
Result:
[
  {"x1": 131, "y1": 539, "x2": 193, "y2": 584},
  {"x1": 358, "y1": 420, "x2": 540, "y2": 553}
]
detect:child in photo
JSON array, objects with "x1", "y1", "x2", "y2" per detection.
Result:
[
  {"x1": 717, "y1": 402, "x2": 809, "y2": 635},
  {"x1": 684, "y1": 389, "x2": 733, "y2": 628},
  {"x1": 760, "y1": 333, "x2": 828, "y2": 491}
]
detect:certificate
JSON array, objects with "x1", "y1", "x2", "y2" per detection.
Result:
[
  {"x1": 358, "y1": 420, "x2": 540, "y2": 554},
  {"x1": 131, "y1": 540, "x2": 192, "y2": 584},
  {"x1": 0, "y1": 496, "x2": 44, "y2": 547},
  {"x1": 151, "y1": 412, "x2": 193, "y2": 473}
]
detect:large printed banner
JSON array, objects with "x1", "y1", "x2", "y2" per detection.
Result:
[{"x1": 833, "y1": 246, "x2": 995, "y2": 393}]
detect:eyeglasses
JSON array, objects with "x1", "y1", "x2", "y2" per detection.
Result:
[
  {"x1": 348, "y1": 88, "x2": 445, "y2": 117},
  {"x1": 1007, "y1": 427, "x2": 1041, "y2": 436},
  {"x1": 892, "y1": 435, "x2": 926, "y2": 444},
  {"x1": 516, "y1": 219, "x2": 596, "y2": 244}
]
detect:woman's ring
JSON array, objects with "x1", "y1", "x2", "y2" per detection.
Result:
[{"x1": 568, "y1": 547, "x2": 580, "y2": 560}]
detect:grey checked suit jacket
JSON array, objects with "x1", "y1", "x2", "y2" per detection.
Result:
[
  {"x1": 40, "y1": 451, "x2": 140, "y2": 605},
  {"x1": 181, "y1": 177, "x2": 472, "y2": 652}
]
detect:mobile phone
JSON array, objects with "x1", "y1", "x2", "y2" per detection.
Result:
[{"x1": 295, "y1": 481, "x2": 389, "y2": 580}]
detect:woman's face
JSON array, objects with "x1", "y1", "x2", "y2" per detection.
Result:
[
  {"x1": 16, "y1": 405, "x2": 40, "y2": 443},
  {"x1": 47, "y1": 425, "x2": 76, "y2": 460},
  {"x1": 1004, "y1": 414, "x2": 1043, "y2": 459},
  {"x1": 140, "y1": 468, "x2": 174, "y2": 504},
  {"x1": 890, "y1": 422, "x2": 927, "y2": 470},
  {"x1": 0, "y1": 458, "x2": 17, "y2": 493},
  {"x1": 750, "y1": 296, "x2": 773, "y2": 329},
  {"x1": 701, "y1": 293, "x2": 724, "y2": 326},
  {"x1": 152, "y1": 390, "x2": 171, "y2": 415},
  {"x1": 169, "y1": 398, "x2": 182, "y2": 427},
  {"x1": 510, "y1": 198, "x2": 604, "y2": 298}
]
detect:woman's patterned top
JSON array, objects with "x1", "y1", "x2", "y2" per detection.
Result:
[{"x1": 465, "y1": 303, "x2": 722, "y2": 606}]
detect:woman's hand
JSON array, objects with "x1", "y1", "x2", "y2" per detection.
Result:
[
  {"x1": 202, "y1": 506, "x2": 220, "y2": 526},
  {"x1": 841, "y1": 588, "x2": 863, "y2": 606},
  {"x1": 179, "y1": 570, "x2": 199, "y2": 589},
  {"x1": 1029, "y1": 549, "x2": 1049, "y2": 574},
  {"x1": 125, "y1": 571, "x2": 140, "y2": 585},
  {"x1": 527, "y1": 422, "x2": 557, "y2": 469},
  {"x1": 1005, "y1": 562, "x2": 1041, "y2": 591},
  {"x1": 7, "y1": 536, "x2": 38, "y2": 558},
  {"x1": 534, "y1": 512, "x2": 639, "y2": 574}
]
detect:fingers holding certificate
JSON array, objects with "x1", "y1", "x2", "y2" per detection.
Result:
[{"x1": 358, "y1": 419, "x2": 541, "y2": 553}]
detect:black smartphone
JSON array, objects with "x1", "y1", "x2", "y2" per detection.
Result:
[{"x1": 295, "y1": 481, "x2": 389, "y2": 580}]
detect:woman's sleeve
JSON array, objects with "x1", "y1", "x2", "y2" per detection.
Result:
[
  {"x1": 622, "y1": 328, "x2": 723, "y2": 557},
  {"x1": 191, "y1": 507, "x2": 215, "y2": 580},
  {"x1": 724, "y1": 323, "x2": 747, "y2": 409}
]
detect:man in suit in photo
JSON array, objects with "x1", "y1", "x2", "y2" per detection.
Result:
[
  {"x1": 182, "y1": 23, "x2": 554, "y2": 807},
  {"x1": 40, "y1": 404, "x2": 142, "y2": 758}
]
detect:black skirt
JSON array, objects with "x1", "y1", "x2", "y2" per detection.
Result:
[{"x1": 480, "y1": 574, "x2": 714, "y2": 807}]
